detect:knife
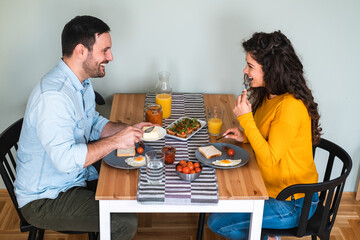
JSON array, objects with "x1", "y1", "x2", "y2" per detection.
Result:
[{"x1": 144, "y1": 126, "x2": 155, "y2": 133}]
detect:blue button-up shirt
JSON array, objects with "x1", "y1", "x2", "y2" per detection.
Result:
[{"x1": 14, "y1": 60, "x2": 109, "y2": 208}]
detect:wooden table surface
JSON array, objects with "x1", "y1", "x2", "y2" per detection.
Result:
[{"x1": 95, "y1": 93, "x2": 268, "y2": 201}]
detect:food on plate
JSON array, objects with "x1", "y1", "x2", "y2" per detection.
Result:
[
  {"x1": 125, "y1": 155, "x2": 146, "y2": 167},
  {"x1": 117, "y1": 146, "x2": 135, "y2": 157},
  {"x1": 198, "y1": 145, "x2": 222, "y2": 159},
  {"x1": 227, "y1": 148, "x2": 235, "y2": 156},
  {"x1": 212, "y1": 159, "x2": 242, "y2": 167},
  {"x1": 142, "y1": 126, "x2": 159, "y2": 139},
  {"x1": 137, "y1": 146, "x2": 144, "y2": 154},
  {"x1": 166, "y1": 117, "x2": 201, "y2": 138},
  {"x1": 176, "y1": 161, "x2": 202, "y2": 174}
]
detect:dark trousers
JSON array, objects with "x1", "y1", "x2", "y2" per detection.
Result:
[{"x1": 20, "y1": 161, "x2": 137, "y2": 240}]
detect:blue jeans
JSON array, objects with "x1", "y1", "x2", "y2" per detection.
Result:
[{"x1": 207, "y1": 193, "x2": 319, "y2": 240}]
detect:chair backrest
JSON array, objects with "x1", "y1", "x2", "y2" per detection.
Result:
[
  {"x1": 307, "y1": 138, "x2": 352, "y2": 237},
  {"x1": 0, "y1": 118, "x2": 34, "y2": 231},
  {"x1": 262, "y1": 138, "x2": 352, "y2": 239},
  {"x1": 94, "y1": 91, "x2": 105, "y2": 105}
]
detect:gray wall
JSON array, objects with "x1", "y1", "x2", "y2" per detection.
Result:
[{"x1": 1, "y1": 0, "x2": 359, "y2": 192}]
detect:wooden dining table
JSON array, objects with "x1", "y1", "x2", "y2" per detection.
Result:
[{"x1": 95, "y1": 93, "x2": 268, "y2": 240}]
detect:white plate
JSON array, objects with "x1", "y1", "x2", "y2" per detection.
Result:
[
  {"x1": 141, "y1": 126, "x2": 166, "y2": 141},
  {"x1": 165, "y1": 117, "x2": 207, "y2": 141}
]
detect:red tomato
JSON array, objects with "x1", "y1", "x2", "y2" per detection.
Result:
[
  {"x1": 194, "y1": 162, "x2": 200, "y2": 168},
  {"x1": 195, "y1": 167, "x2": 201, "y2": 173},
  {"x1": 176, "y1": 165, "x2": 183, "y2": 172},
  {"x1": 188, "y1": 164, "x2": 194, "y2": 170},
  {"x1": 179, "y1": 160, "x2": 187, "y2": 166},
  {"x1": 227, "y1": 149, "x2": 235, "y2": 156},
  {"x1": 182, "y1": 167, "x2": 190, "y2": 174},
  {"x1": 190, "y1": 170, "x2": 196, "y2": 174},
  {"x1": 137, "y1": 147, "x2": 144, "y2": 154}
]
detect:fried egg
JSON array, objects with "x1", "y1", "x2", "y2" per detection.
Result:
[
  {"x1": 125, "y1": 155, "x2": 146, "y2": 167},
  {"x1": 211, "y1": 159, "x2": 242, "y2": 167}
]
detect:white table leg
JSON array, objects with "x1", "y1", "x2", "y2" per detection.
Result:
[
  {"x1": 248, "y1": 200, "x2": 265, "y2": 240},
  {"x1": 99, "y1": 200, "x2": 111, "y2": 240}
]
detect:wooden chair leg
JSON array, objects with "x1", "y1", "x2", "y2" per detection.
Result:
[
  {"x1": 356, "y1": 178, "x2": 360, "y2": 201},
  {"x1": 196, "y1": 213, "x2": 206, "y2": 240}
]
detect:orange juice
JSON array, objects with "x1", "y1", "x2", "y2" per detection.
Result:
[
  {"x1": 156, "y1": 93, "x2": 172, "y2": 119},
  {"x1": 208, "y1": 118, "x2": 223, "y2": 136}
]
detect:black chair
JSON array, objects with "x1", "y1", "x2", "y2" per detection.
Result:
[
  {"x1": 261, "y1": 138, "x2": 352, "y2": 240},
  {"x1": 95, "y1": 91, "x2": 105, "y2": 105},
  {"x1": 0, "y1": 118, "x2": 98, "y2": 240}
]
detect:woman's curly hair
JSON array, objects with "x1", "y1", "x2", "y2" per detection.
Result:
[{"x1": 242, "y1": 31, "x2": 322, "y2": 144}]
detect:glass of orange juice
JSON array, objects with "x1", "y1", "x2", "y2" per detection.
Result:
[
  {"x1": 156, "y1": 93, "x2": 171, "y2": 119},
  {"x1": 207, "y1": 106, "x2": 224, "y2": 136},
  {"x1": 155, "y1": 71, "x2": 172, "y2": 119}
]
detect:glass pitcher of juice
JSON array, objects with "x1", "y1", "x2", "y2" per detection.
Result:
[{"x1": 155, "y1": 71, "x2": 172, "y2": 119}]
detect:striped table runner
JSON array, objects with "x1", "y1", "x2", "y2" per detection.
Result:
[{"x1": 137, "y1": 93, "x2": 219, "y2": 205}]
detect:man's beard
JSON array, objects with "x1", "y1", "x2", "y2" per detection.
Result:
[{"x1": 83, "y1": 53, "x2": 107, "y2": 78}]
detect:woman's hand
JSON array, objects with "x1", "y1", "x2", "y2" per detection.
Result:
[
  {"x1": 233, "y1": 89, "x2": 252, "y2": 118},
  {"x1": 223, "y1": 127, "x2": 244, "y2": 142}
]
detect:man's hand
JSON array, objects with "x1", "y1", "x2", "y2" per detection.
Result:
[
  {"x1": 113, "y1": 126, "x2": 143, "y2": 149},
  {"x1": 132, "y1": 122, "x2": 155, "y2": 129}
]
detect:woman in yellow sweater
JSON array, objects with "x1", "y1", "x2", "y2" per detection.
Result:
[{"x1": 207, "y1": 31, "x2": 322, "y2": 240}]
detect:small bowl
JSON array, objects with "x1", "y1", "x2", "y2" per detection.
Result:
[{"x1": 175, "y1": 163, "x2": 202, "y2": 181}]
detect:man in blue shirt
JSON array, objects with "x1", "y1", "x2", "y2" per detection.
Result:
[{"x1": 14, "y1": 15, "x2": 151, "y2": 239}]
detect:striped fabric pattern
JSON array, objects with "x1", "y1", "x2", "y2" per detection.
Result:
[{"x1": 137, "y1": 93, "x2": 219, "y2": 204}]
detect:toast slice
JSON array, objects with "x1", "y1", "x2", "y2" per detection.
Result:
[
  {"x1": 198, "y1": 145, "x2": 222, "y2": 159},
  {"x1": 117, "y1": 146, "x2": 136, "y2": 157}
]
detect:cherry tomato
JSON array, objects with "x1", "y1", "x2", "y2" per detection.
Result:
[
  {"x1": 176, "y1": 165, "x2": 183, "y2": 172},
  {"x1": 182, "y1": 167, "x2": 190, "y2": 174},
  {"x1": 195, "y1": 167, "x2": 201, "y2": 173},
  {"x1": 137, "y1": 147, "x2": 144, "y2": 154},
  {"x1": 190, "y1": 170, "x2": 196, "y2": 174},
  {"x1": 188, "y1": 164, "x2": 194, "y2": 170},
  {"x1": 194, "y1": 162, "x2": 200, "y2": 168},
  {"x1": 179, "y1": 160, "x2": 187, "y2": 166},
  {"x1": 227, "y1": 149, "x2": 235, "y2": 156}
]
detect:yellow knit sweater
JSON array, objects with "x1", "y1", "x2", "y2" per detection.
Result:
[{"x1": 237, "y1": 93, "x2": 318, "y2": 200}]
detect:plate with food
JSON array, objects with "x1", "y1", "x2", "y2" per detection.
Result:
[
  {"x1": 166, "y1": 117, "x2": 206, "y2": 141},
  {"x1": 103, "y1": 143, "x2": 152, "y2": 169},
  {"x1": 195, "y1": 143, "x2": 249, "y2": 169},
  {"x1": 141, "y1": 126, "x2": 166, "y2": 142}
]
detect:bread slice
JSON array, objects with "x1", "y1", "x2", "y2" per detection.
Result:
[
  {"x1": 198, "y1": 145, "x2": 222, "y2": 159},
  {"x1": 117, "y1": 146, "x2": 135, "y2": 157}
]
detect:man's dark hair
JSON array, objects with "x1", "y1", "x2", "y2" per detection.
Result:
[{"x1": 61, "y1": 15, "x2": 110, "y2": 57}]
